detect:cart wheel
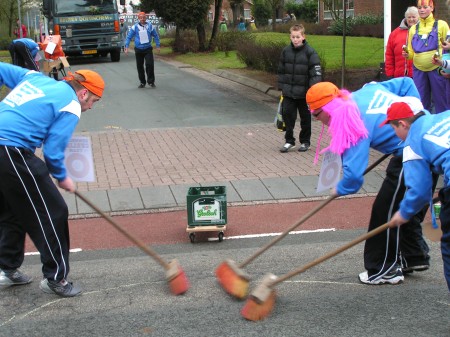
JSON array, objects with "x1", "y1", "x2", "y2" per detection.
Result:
[
  {"x1": 189, "y1": 233, "x2": 196, "y2": 243},
  {"x1": 218, "y1": 232, "x2": 224, "y2": 242}
]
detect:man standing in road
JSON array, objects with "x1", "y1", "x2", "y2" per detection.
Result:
[
  {"x1": 0, "y1": 64, "x2": 104, "y2": 297},
  {"x1": 125, "y1": 12, "x2": 160, "y2": 88}
]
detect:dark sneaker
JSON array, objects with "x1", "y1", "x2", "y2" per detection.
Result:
[
  {"x1": 298, "y1": 143, "x2": 310, "y2": 152},
  {"x1": 0, "y1": 269, "x2": 33, "y2": 286},
  {"x1": 40, "y1": 278, "x2": 82, "y2": 297},
  {"x1": 280, "y1": 143, "x2": 295, "y2": 153},
  {"x1": 149, "y1": 82, "x2": 156, "y2": 88},
  {"x1": 138, "y1": 83, "x2": 145, "y2": 88},
  {"x1": 358, "y1": 266, "x2": 404, "y2": 285},
  {"x1": 402, "y1": 264, "x2": 430, "y2": 274}
]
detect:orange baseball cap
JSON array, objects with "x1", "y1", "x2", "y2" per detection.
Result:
[
  {"x1": 75, "y1": 70, "x2": 105, "y2": 98},
  {"x1": 306, "y1": 82, "x2": 340, "y2": 111},
  {"x1": 379, "y1": 97, "x2": 424, "y2": 127}
]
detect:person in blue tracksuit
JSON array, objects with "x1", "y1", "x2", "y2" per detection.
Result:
[
  {"x1": 8, "y1": 38, "x2": 40, "y2": 71},
  {"x1": 124, "y1": 12, "x2": 160, "y2": 88},
  {"x1": 0, "y1": 63, "x2": 104, "y2": 297},
  {"x1": 306, "y1": 77, "x2": 435, "y2": 285},
  {"x1": 383, "y1": 101, "x2": 450, "y2": 291}
]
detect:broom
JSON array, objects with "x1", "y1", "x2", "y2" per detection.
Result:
[
  {"x1": 241, "y1": 222, "x2": 391, "y2": 321},
  {"x1": 216, "y1": 154, "x2": 390, "y2": 300},
  {"x1": 74, "y1": 190, "x2": 189, "y2": 295}
]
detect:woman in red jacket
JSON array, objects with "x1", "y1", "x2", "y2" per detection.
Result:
[{"x1": 385, "y1": 6, "x2": 419, "y2": 78}]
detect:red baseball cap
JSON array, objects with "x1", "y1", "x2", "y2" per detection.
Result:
[{"x1": 379, "y1": 97, "x2": 424, "y2": 127}]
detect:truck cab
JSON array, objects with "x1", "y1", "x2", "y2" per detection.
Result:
[{"x1": 42, "y1": 0, "x2": 121, "y2": 62}]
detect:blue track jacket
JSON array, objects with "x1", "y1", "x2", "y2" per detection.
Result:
[
  {"x1": 0, "y1": 63, "x2": 81, "y2": 181},
  {"x1": 337, "y1": 77, "x2": 420, "y2": 196}
]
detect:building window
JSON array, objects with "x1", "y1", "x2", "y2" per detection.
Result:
[{"x1": 323, "y1": 0, "x2": 354, "y2": 21}]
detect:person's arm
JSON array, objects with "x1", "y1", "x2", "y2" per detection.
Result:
[
  {"x1": 0, "y1": 62, "x2": 29, "y2": 88},
  {"x1": 336, "y1": 139, "x2": 371, "y2": 196},
  {"x1": 151, "y1": 25, "x2": 161, "y2": 51},
  {"x1": 308, "y1": 48, "x2": 322, "y2": 86},
  {"x1": 378, "y1": 77, "x2": 420, "y2": 98},
  {"x1": 124, "y1": 24, "x2": 135, "y2": 53},
  {"x1": 277, "y1": 49, "x2": 286, "y2": 91},
  {"x1": 384, "y1": 34, "x2": 395, "y2": 77}
]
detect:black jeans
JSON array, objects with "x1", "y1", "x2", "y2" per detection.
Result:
[
  {"x1": 8, "y1": 42, "x2": 39, "y2": 71},
  {"x1": 282, "y1": 96, "x2": 311, "y2": 146},
  {"x1": 135, "y1": 47, "x2": 155, "y2": 85},
  {"x1": 364, "y1": 155, "x2": 433, "y2": 279}
]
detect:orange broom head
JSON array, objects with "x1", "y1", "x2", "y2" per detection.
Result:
[
  {"x1": 241, "y1": 273, "x2": 277, "y2": 321},
  {"x1": 215, "y1": 259, "x2": 250, "y2": 300},
  {"x1": 166, "y1": 259, "x2": 190, "y2": 295}
]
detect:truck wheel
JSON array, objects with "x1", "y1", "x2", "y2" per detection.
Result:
[{"x1": 111, "y1": 50, "x2": 120, "y2": 62}]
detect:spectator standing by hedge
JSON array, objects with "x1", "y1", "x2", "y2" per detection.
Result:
[
  {"x1": 237, "y1": 17, "x2": 246, "y2": 31},
  {"x1": 278, "y1": 24, "x2": 322, "y2": 153},
  {"x1": 385, "y1": 6, "x2": 419, "y2": 78}
]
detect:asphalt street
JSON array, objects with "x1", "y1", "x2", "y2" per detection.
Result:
[{"x1": 0, "y1": 53, "x2": 449, "y2": 337}]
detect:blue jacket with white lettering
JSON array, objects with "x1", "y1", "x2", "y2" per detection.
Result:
[{"x1": 0, "y1": 63, "x2": 80, "y2": 181}]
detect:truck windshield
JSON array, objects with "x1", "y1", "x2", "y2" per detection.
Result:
[{"x1": 54, "y1": 0, "x2": 117, "y2": 15}]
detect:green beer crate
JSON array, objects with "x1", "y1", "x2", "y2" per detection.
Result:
[{"x1": 186, "y1": 186, "x2": 227, "y2": 243}]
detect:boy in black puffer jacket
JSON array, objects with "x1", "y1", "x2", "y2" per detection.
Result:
[{"x1": 278, "y1": 24, "x2": 322, "y2": 153}]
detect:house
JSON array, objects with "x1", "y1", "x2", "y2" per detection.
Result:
[
  {"x1": 208, "y1": 0, "x2": 254, "y2": 24},
  {"x1": 318, "y1": 0, "x2": 450, "y2": 31}
]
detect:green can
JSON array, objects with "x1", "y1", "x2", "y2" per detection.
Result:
[{"x1": 434, "y1": 203, "x2": 441, "y2": 217}]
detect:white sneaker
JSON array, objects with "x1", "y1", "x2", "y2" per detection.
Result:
[
  {"x1": 359, "y1": 267, "x2": 404, "y2": 285},
  {"x1": 280, "y1": 143, "x2": 295, "y2": 153}
]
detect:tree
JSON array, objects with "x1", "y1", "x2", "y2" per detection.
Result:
[
  {"x1": 0, "y1": 0, "x2": 35, "y2": 37},
  {"x1": 253, "y1": 0, "x2": 271, "y2": 27},
  {"x1": 141, "y1": 0, "x2": 211, "y2": 50},
  {"x1": 229, "y1": 0, "x2": 245, "y2": 26},
  {"x1": 208, "y1": 0, "x2": 224, "y2": 51},
  {"x1": 266, "y1": 0, "x2": 284, "y2": 31},
  {"x1": 322, "y1": 0, "x2": 344, "y2": 21}
]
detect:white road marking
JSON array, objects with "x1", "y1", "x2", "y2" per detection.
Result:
[
  {"x1": 208, "y1": 228, "x2": 336, "y2": 241},
  {"x1": 25, "y1": 248, "x2": 82, "y2": 256}
]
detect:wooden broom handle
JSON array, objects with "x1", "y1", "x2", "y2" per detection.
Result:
[
  {"x1": 239, "y1": 153, "x2": 390, "y2": 268},
  {"x1": 272, "y1": 223, "x2": 391, "y2": 286},
  {"x1": 74, "y1": 190, "x2": 169, "y2": 269}
]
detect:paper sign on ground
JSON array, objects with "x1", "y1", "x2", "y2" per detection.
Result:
[
  {"x1": 64, "y1": 136, "x2": 95, "y2": 182},
  {"x1": 317, "y1": 150, "x2": 341, "y2": 193}
]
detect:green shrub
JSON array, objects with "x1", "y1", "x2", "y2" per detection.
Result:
[
  {"x1": 171, "y1": 30, "x2": 199, "y2": 53},
  {"x1": 328, "y1": 14, "x2": 383, "y2": 37},
  {"x1": 215, "y1": 31, "x2": 255, "y2": 52},
  {"x1": 236, "y1": 40, "x2": 285, "y2": 73},
  {"x1": 0, "y1": 37, "x2": 12, "y2": 50}
]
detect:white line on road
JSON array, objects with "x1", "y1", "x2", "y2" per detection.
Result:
[{"x1": 208, "y1": 228, "x2": 336, "y2": 241}]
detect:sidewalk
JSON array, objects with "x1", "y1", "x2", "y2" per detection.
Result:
[{"x1": 65, "y1": 64, "x2": 390, "y2": 218}]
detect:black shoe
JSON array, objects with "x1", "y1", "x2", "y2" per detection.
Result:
[
  {"x1": 280, "y1": 143, "x2": 295, "y2": 153},
  {"x1": 149, "y1": 82, "x2": 156, "y2": 88},
  {"x1": 138, "y1": 83, "x2": 145, "y2": 88},
  {"x1": 402, "y1": 264, "x2": 430, "y2": 274},
  {"x1": 298, "y1": 143, "x2": 310, "y2": 152}
]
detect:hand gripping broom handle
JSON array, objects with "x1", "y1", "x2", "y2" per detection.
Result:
[
  {"x1": 239, "y1": 153, "x2": 390, "y2": 269},
  {"x1": 270, "y1": 222, "x2": 391, "y2": 287},
  {"x1": 74, "y1": 190, "x2": 170, "y2": 270}
]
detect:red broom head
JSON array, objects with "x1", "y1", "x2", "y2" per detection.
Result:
[
  {"x1": 166, "y1": 260, "x2": 190, "y2": 295},
  {"x1": 216, "y1": 259, "x2": 250, "y2": 300},
  {"x1": 240, "y1": 291, "x2": 276, "y2": 321}
]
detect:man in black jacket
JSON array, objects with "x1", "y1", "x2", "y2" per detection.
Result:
[{"x1": 278, "y1": 24, "x2": 322, "y2": 153}]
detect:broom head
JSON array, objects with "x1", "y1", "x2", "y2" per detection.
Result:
[
  {"x1": 241, "y1": 273, "x2": 277, "y2": 321},
  {"x1": 215, "y1": 259, "x2": 251, "y2": 300},
  {"x1": 166, "y1": 259, "x2": 190, "y2": 295}
]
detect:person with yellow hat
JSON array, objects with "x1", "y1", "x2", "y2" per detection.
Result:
[
  {"x1": 306, "y1": 77, "x2": 437, "y2": 285},
  {"x1": 381, "y1": 99, "x2": 450, "y2": 291},
  {"x1": 0, "y1": 63, "x2": 104, "y2": 297},
  {"x1": 403, "y1": 0, "x2": 450, "y2": 113}
]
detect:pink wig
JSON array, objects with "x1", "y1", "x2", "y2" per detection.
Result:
[{"x1": 319, "y1": 90, "x2": 368, "y2": 156}]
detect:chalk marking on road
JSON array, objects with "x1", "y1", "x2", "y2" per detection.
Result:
[
  {"x1": 284, "y1": 279, "x2": 361, "y2": 286},
  {"x1": 0, "y1": 299, "x2": 62, "y2": 327},
  {"x1": 0, "y1": 281, "x2": 160, "y2": 327},
  {"x1": 437, "y1": 300, "x2": 450, "y2": 307},
  {"x1": 208, "y1": 228, "x2": 336, "y2": 241},
  {"x1": 25, "y1": 248, "x2": 82, "y2": 256}
]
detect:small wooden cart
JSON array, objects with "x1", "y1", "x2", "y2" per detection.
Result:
[{"x1": 186, "y1": 186, "x2": 227, "y2": 243}]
